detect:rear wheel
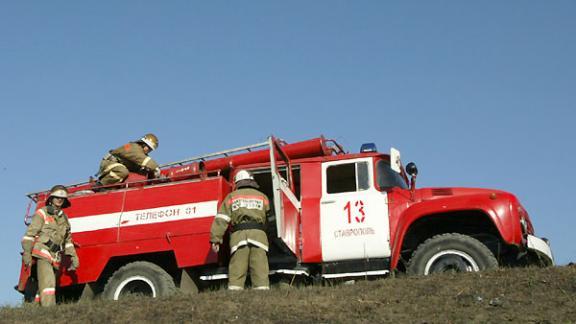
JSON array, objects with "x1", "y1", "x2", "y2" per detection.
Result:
[
  {"x1": 102, "y1": 261, "x2": 176, "y2": 300},
  {"x1": 407, "y1": 233, "x2": 498, "y2": 275}
]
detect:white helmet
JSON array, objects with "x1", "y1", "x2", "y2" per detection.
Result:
[
  {"x1": 234, "y1": 170, "x2": 254, "y2": 184},
  {"x1": 139, "y1": 133, "x2": 159, "y2": 151},
  {"x1": 47, "y1": 185, "x2": 71, "y2": 208}
]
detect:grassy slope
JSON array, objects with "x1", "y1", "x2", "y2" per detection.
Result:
[{"x1": 1, "y1": 266, "x2": 575, "y2": 323}]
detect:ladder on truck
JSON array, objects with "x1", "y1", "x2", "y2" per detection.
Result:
[
  {"x1": 24, "y1": 136, "x2": 299, "y2": 239},
  {"x1": 160, "y1": 138, "x2": 272, "y2": 168},
  {"x1": 26, "y1": 137, "x2": 285, "y2": 200}
]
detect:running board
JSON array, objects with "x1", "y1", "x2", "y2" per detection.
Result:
[
  {"x1": 200, "y1": 273, "x2": 229, "y2": 281},
  {"x1": 321, "y1": 270, "x2": 389, "y2": 279},
  {"x1": 200, "y1": 268, "x2": 310, "y2": 281},
  {"x1": 199, "y1": 267, "x2": 390, "y2": 281}
]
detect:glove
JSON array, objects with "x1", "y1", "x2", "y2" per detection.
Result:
[
  {"x1": 68, "y1": 255, "x2": 80, "y2": 271},
  {"x1": 153, "y1": 168, "x2": 161, "y2": 178},
  {"x1": 211, "y1": 243, "x2": 220, "y2": 253},
  {"x1": 22, "y1": 252, "x2": 32, "y2": 267}
]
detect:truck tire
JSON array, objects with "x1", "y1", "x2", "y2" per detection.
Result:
[
  {"x1": 102, "y1": 261, "x2": 176, "y2": 300},
  {"x1": 407, "y1": 233, "x2": 498, "y2": 276}
]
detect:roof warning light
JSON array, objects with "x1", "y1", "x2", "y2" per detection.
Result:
[{"x1": 360, "y1": 143, "x2": 377, "y2": 153}]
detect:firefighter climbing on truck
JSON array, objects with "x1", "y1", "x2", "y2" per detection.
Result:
[{"x1": 97, "y1": 133, "x2": 161, "y2": 185}]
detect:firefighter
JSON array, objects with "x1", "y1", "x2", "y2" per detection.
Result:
[
  {"x1": 210, "y1": 170, "x2": 271, "y2": 290},
  {"x1": 97, "y1": 133, "x2": 161, "y2": 185},
  {"x1": 21, "y1": 185, "x2": 79, "y2": 307}
]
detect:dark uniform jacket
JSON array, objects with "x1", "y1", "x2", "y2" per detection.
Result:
[{"x1": 210, "y1": 187, "x2": 270, "y2": 253}]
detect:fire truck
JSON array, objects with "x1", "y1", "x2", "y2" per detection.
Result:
[{"x1": 16, "y1": 136, "x2": 554, "y2": 301}]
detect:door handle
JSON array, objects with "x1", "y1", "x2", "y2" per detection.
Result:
[{"x1": 321, "y1": 200, "x2": 335, "y2": 205}]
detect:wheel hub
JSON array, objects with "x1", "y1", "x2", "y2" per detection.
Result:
[
  {"x1": 424, "y1": 249, "x2": 480, "y2": 275},
  {"x1": 114, "y1": 276, "x2": 156, "y2": 300}
]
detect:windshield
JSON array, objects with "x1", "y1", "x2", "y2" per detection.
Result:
[{"x1": 376, "y1": 159, "x2": 408, "y2": 190}]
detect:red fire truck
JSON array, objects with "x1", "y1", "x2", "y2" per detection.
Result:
[{"x1": 16, "y1": 136, "x2": 553, "y2": 301}]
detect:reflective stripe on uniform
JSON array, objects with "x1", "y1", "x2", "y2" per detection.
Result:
[
  {"x1": 102, "y1": 162, "x2": 124, "y2": 175},
  {"x1": 65, "y1": 243, "x2": 74, "y2": 249},
  {"x1": 32, "y1": 248, "x2": 53, "y2": 262},
  {"x1": 228, "y1": 285, "x2": 244, "y2": 291},
  {"x1": 246, "y1": 239, "x2": 269, "y2": 252},
  {"x1": 108, "y1": 171, "x2": 123, "y2": 180},
  {"x1": 215, "y1": 213, "x2": 231, "y2": 223},
  {"x1": 42, "y1": 288, "x2": 56, "y2": 295},
  {"x1": 252, "y1": 286, "x2": 270, "y2": 290},
  {"x1": 230, "y1": 239, "x2": 269, "y2": 254},
  {"x1": 141, "y1": 156, "x2": 151, "y2": 167},
  {"x1": 21, "y1": 236, "x2": 35, "y2": 242},
  {"x1": 36, "y1": 209, "x2": 47, "y2": 221},
  {"x1": 36, "y1": 209, "x2": 54, "y2": 224},
  {"x1": 230, "y1": 240, "x2": 248, "y2": 254}
]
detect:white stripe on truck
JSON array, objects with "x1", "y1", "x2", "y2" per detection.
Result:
[{"x1": 69, "y1": 200, "x2": 218, "y2": 233}]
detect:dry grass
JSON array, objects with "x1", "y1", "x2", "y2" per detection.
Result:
[{"x1": 1, "y1": 266, "x2": 575, "y2": 323}]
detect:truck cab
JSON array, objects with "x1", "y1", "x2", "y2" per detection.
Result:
[{"x1": 261, "y1": 140, "x2": 552, "y2": 280}]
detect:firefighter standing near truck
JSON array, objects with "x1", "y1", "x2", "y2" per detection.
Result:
[
  {"x1": 21, "y1": 185, "x2": 79, "y2": 307},
  {"x1": 97, "y1": 133, "x2": 161, "y2": 185},
  {"x1": 210, "y1": 170, "x2": 271, "y2": 290}
]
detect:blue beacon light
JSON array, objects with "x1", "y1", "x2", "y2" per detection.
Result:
[{"x1": 360, "y1": 143, "x2": 377, "y2": 153}]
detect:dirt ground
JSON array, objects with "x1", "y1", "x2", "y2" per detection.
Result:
[{"x1": 2, "y1": 265, "x2": 575, "y2": 323}]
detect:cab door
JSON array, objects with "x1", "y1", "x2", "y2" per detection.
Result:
[
  {"x1": 319, "y1": 158, "x2": 391, "y2": 262},
  {"x1": 269, "y1": 137, "x2": 301, "y2": 257}
]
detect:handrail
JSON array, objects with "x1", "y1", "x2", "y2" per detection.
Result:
[
  {"x1": 325, "y1": 138, "x2": 346, "y2": 155},
  {"x1": 160, "y1": 140, "x2": 269, "y2": 168}
]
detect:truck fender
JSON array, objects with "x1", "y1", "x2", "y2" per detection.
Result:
[{"x1": 389, "y1": 195, "x2": 517, "y2": 270}]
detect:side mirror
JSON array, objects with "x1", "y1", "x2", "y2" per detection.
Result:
[
  {"x1": 406, "y1": 162, "x2": 418, "y2": 177},
  {"x1": 406, "y1": 162, "x2": 418, "y2": 199}
]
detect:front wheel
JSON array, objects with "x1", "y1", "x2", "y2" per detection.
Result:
[
  {"x1": 407, "y1": 233, "x2": 498, "y2": 276},
  {"x1": 102, "y1": 261, "x2": 176, "y2": 300}
]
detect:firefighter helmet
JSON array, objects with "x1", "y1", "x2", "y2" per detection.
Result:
[
  {"x1": 234, "y1": 170, "x2": 259, "y2": 189},
  {"x1": 234, "y1": 170, "x2": 254, "y2": 183},
  {"x1": 139, "y1": 133, "x2": 159, "y2": 151},
  {"x1": 47, "y1": 185, "x2": 71, "y2": 208}
]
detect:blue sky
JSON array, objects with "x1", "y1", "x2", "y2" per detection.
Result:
[{"x1": 1, "y1": 2, "x2": 574, "y2": 305}]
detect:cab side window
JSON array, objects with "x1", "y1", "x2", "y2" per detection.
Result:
[{"x1": 326, "y1": 162, "x2": 369, "y2": 194}]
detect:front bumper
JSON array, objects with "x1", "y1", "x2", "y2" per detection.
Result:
[{"x1": 526, "y1": 235, "x2": 554, "y2": 266}]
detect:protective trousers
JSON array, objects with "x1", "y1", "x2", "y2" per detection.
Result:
[
  {"x1": 228, "y1": 245, "x2": 269, "y2": 290},
  {"x1": 36, "y1": 258, "x2": 56, "y2": 307},
  {"x1": 99, "y1": 159, "x2": 129, "y2": 185}
]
